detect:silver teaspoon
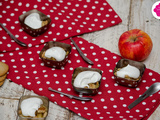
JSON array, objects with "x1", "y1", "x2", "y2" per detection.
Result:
[
  {"x1": 128, "y1": 82, "x2": 160, "y2": 109},
  {"x1": 70, "y1": 37, "x2": 94, "y2": 65},
  {"x1": 0, "y1": 23, "x2": 27, "y2": 47},
  {"x1": 48, "y1": 87, "x2": 92, "y2": 101}
]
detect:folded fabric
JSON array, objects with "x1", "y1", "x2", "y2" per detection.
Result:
[
  {"x1": 0, "y1": 37, "x2": 159, "y2": 120},
  {"x1": 0, "y1": 0, "x2": 122, "y2": 52}
]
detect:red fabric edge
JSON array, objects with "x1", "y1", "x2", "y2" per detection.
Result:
[{"x1": 142, "y1": 98, "x2": 160, "y2": 120}]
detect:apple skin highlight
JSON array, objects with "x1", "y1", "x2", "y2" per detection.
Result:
[{"x1": 118, "y1": 29, "x2": 153, "y2": 61}]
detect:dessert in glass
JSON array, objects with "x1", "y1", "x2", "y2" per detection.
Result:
[
  {"x1": 17, "y1": 95, "x2": 49, "y2": 120},
  {"x1": 113, "y1": 59, "x2": 146, "y2": 87},
  {"x1": 19, "y1": 9, "x2": 51, "y2": 37},
  {"x1": 39, "y1": 41, "x2": 71, "y2": 69},
  {"x1": 72, "y1": 67, "x2": 102, "y2": 95}
]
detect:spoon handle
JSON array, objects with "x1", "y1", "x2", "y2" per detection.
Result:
[
  {"x1": 48, "y1": 87, "x2": 92, "y2": 101},
  {"x1": 0, "y1": 23, "x2": 27, "y2": 47},
  {"x1": 70, "y1": 37, "x2": 94, "y2": 65},
  {"x1": 128, "y1": 93, "x2": 149, "y2": 109}
]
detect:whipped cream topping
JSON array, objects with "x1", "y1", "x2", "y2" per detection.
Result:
[
  {"x1": 74, "y1": 71, "x2": 101, "y2": 88},
  {"x1": 24, "y1": 13, "x2": 42, "y2": 29},
  {"x1": 116, "y1": 64, "x2": 140, "y2": 79},
  {"x1": 20, "y1": 97, "x2": 43, "y2": 117},
  {"x1": 45, "y1": 47, "x2": 66, "y2": 61}
]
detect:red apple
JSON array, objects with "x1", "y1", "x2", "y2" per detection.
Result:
[{"x1": 118, "y1": 29, "x2": 153, "y2": 61}]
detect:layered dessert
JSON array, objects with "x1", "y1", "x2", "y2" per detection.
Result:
[
  {"x1": 24, "y1": 13, "x2": 48, "y2": 29},
  {"x1": 18, "y1": 97, "x2": 48, "y2": 118},
  {"x1": 73, "y1": 71, "x2": 101, "y2": 89},
  {"x1": 113, "y1": 59, "x2": 146, "y2": 87},
  {"x1": 114, "y1": 64, "x2": 141, "y2": 80}
]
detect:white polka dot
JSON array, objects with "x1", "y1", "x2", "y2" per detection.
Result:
[
  {"x1": 123, "y1": 104, "x2": 127, "y2": 107},
  {"x1": 67, "y1": 88, "x2": 71, "y2": 91},
  {"x1": 109, "y1": 9, "x2": 112, "y2": 12},
  {"x1": 65, "y1": 34, "x2": 69, "y2": 37},
  {"x1": 42, "y1": 6, "x2": 46, "y2": 10},
  {"x1": 46, "y1": 81, "x2": 50, "y2": 84},
  {"x1": 101, "y1": 98, "x2": 105, "y2": 102},
  {"x1": 16, "y1": 76, "x2": 20, "y2": 79},
  {"x1": 18, "y1": 2, "x2": 22, "y2": 6},
  {"x1": 70, "y1": 67, "x2": 73, "y2": 70},
  {"x1": 129, "y1": 96, "x2": 133, "y2": 99},
  {"x1": 136, "y1": 87, "x2": 140, "y2": 91},
  {"x1": 152, "y1": 78, "x2": 156, "y2": 81},
  {"x1": 7, "y1": 44, "x2": 11, "y2": 47},
  {"x1": 44, "y1": 74, "x2": 48, "y2": 77},
  {"x1": 26, "y1": 3, "x2": 30, "y2": 7},
  {"x1": 120, "y1": 97, "x2": 124, "y2": 100},
  {"x1": 27, "y1": 82, "x2": 31, "y2": 85},
  {"x1": 11, "y1": 59, "x2": 15, "y2": 62},
  {"x1": 97, "y1": 64, "x2": 101, "y2": 67},
  {"x1": 30, "y1": 58, "x2": 34, "y2": 61},
  {"x1": 113, "y1": 105, "x2": 117, "y2": 108},
  {"x1": 110, "y1": 98, "x2": 114, "y2": 101},
  {"x1": 54, "y1": 74, "x2": 57, "y2": 77},
  {"x1": 126, "y1": 110, "x2": 130, "y2": 113},
  {"x1": 51, "y1": 23, "x2": 55, "y2": 27},
  {"x1": 111, "y1": 21, "x2": 115, "y2": 24},
  {"x1": 39, "y1": 88, "x2": 43, "y2": 91},
  {"x1": 149, "y1": 72, "x2": 153, "y2": 76},
  {"x1": 77, "y1": 29, "x2": 81, "y2": 33},
  {"x1": 142, "y1": 102, "x2": 146, "y2": 105},
  {"x1": 58, "y1": 88, "x2": 61, "y2": 91},
  {"x1": 33, "y1": 71, "x2": 37, "y2": 74},
  {"x1": 105, "y1": 84, "x2": 109, "y2": 87},
  {"x1": 108, "y1": 90, "x2": 111, "y2": 93},
  {"x1": 34, "y1": 5, "x2": 38, "y2": 8},
  {"x1": 76, "y1": 60, "x2": 80, "y2": 63},
  {"x1": 117, "y1": 89, "x2": 121, "y2": 93},
  {"x1": 104, "y1": 57, "x2": 108, "y2": 60},
  {"x1": 37, "y1": 81, "x2": 41, "y2": 84},
  {"x1": 51, "y1": 94, "x2": 54, "y2": 97},
  {"x1": 145, "y1": 108, "x2": 150, "y2": 111},
  {"x1": 92, "y1": 52, "x2": 96, "y2": 55},
  {"x1": 65, "y1": 81, "x2": 69, "y2": 84}
]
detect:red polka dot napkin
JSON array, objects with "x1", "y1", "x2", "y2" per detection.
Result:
[
  {"x1": 0, "y1": 37, "x2": 160, "y2": 120},
  {"x1": 0, "y1": 0, "x2": 122, "y2": 53}
]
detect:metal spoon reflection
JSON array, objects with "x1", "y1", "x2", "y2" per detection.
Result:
[
  {"x1": 70, "y1": 37, "x2": 94, "y2": 65},
  {"x1": 48, "y1": 87, "x2": 92, "y2": 101},
  {"x1": 0, "y1": 23, "x2": 27, "y2": 47}
]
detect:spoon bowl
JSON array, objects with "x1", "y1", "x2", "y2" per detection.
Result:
[{"x1": 144, "y1": 82, "x2": 160, "y2": 96}]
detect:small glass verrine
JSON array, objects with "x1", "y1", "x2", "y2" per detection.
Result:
[
  {"x1": 17, "y1": 95, "x2": 49, "y2": 120},
  {"x1": 113, "y1": 59, "x2": 146, "y2": 87},
  {"x1": 39, "y1": 41, "x2": 72, "y2": 69},
  {"x1": 19, "y1": 9, "x2": 51, "y2": 37},
  {"x1": 72, "y1": 67, "x2": 102, "y2": 95}
]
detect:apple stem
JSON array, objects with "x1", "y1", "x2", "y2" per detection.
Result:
[{"x1": 132, "y1": 36, "x2": 143, "y2": 42}]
